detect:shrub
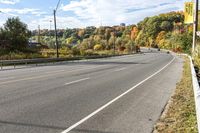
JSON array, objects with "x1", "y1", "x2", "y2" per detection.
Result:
[{"x1": 94, "y1": 44, "x2": 102, "y2": 51}]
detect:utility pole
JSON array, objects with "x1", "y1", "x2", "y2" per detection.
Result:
[
  {"x1": 49, "y1": 20, "x2": 53, "y2": 48},
  {"x1": 38, "y1": 25, "x2": 40, "y2": 43},
  {"x1": 193, "y1": 0, "x2": 198, "y2": 54},
  {"x1": 113, "y1": 30, "x2": 116, "y2": 56},
  {"x1": 54, "y1": 10, "x2": 59, "y2": 58},
  {"x1": 54, "y1": 0, "x2": 61, "y2": 58},
  {"x1": 49, "y1": 20, "x2": 52, "y2": 36}
]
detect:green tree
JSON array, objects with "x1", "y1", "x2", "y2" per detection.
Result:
[
  {"x1": 0, "y1": 17, "x2": 31, "y2": 51},
  {"x1": 115, "y1": 37, "x2": 123, "y2": 50},
  {"x1": 160, "y1": 21, "x2": 173, "y2": 31},
  {"x1": 125, "y1": 40, "x2": 134, "y2": 53},
  {"x1": 108, "y1": 36, "x2": 115, "y2": 50}
]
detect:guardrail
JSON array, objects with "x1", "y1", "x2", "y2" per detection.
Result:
[{"x1": 0, "y1": 54, "x2": 123, "y2": 70}]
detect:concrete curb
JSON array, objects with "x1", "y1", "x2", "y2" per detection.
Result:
[
  {"x1": 189, "y1": 55, "x2": 200, "y2": 132},
  {"x1": 181, "y1": 54, "x2": 200, "y2": 132}
]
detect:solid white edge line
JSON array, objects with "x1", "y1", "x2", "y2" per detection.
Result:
[
  {"x1": 61, "y1": 56, "x2": 176, "y2": 133},
  {"x1": 65, "y1": 78, "x2": 90, "y2": 86}
]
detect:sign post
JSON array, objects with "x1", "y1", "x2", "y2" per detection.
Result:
[{"x1": 193, "y1": 0, "x2": 198, "y2": 54}]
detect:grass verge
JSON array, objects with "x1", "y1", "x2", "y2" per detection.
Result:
[{"x1": 153, "y1": 57, "x2": 198, "y2": 133}]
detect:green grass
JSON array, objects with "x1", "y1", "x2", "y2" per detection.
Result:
[{"x1": 153, "y1": 57, "x2": 198, "y2": 133}]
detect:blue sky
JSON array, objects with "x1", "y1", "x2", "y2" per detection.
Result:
[{"x1": 0, "y1": 0, "x2": 188, "y2": 30}]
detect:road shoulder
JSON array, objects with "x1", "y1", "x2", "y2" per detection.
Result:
[{"x1": 153, "y1": 56, "x2": 198, "y2": 133}]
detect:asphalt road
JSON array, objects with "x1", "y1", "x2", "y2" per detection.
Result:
[{"x1": 0, "y1": 49, "x2": 183, "y2": 133}]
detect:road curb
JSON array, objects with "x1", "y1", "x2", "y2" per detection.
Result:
[
  {"x1": 181, "y1": 54, "x2": 200, "y2": 132},
  {"x1": 189, "y1": 55, "x2": 200, "y2": 132}
]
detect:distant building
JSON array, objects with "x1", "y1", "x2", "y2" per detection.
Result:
[
  {"x1": 28, "y1": 40, "x2": 42, "y2": 48},
  {"x1": 120, "y1": 23, "x2": 126, "y2": 26}
]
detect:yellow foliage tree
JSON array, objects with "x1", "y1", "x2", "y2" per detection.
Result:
[
  {"x1": 156, "y1": 31, "x2": 166, "y2": 45},
  {"x1": 78, "y1": 29, "x2": 85, "y2": 38},
  {"x1": 131, "y1": 26, "x2": 138, "y2": 40}
]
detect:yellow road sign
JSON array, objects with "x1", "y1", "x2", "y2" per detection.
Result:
[{"x1": 184, "y1": 2, "x2": 194, "y2": 24}]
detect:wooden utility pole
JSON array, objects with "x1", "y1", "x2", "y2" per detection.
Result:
[
  {"x1": 38, "y1": 25, "x2": 40, "y2": 43},
  {"x1": 54, "y1": 10, "x2": 59, "y2": 58},
  {"x1": 54, "y1": 0, "x2": 61, "y2": 58}
]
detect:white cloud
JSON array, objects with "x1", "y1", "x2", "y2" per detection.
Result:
[
  {"x1": 0, "y1": 0, "x2": 20, "y2": 5},
  {"x1": 61, "y1": 0, "x2": 185, "y2": 27},
  {"x1": 0, "y1": 8, "x2": 47, "y2": 16},
  {"x1": 28, "y1": 15, "x2": 84, "y2": 30},
  {"x1": 0, "y1": 0, "x2": 187, "y2": 30}
]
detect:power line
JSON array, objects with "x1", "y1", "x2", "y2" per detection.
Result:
[{"x1": 55, "y1": 0, "x2": 62, "y2": 12}]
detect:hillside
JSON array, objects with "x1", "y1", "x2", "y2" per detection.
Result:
[{"x1": 0, "y1": 11, "x2": 193, "y2": 59}]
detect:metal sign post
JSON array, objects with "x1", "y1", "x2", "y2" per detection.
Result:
[{"x1": 193, "y1": 0, "x2": 198, "y2": 54}]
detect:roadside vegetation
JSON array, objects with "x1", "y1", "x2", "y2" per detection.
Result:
[
  {"x1": 0, "y1": 11, "x2": 193, "y2": 60},
  {"x1": 153, "y1": 57, "x2": 197, "y2": 133}
]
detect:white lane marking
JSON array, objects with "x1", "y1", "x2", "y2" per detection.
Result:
[
  {"x1": 65, "y1": 78, "x2": 90, "y2": 86},
  {"x1": 114, "y1": 67, "x2": 127, "y2": 72},
  {"x1": 61, "y1": 57, "x2": 176, "y2": 133},
  {"x1": 0, "y1": 55, "x2": 139, "y2": 85},
  {"x1": 45, "y1": 70, "x2": 65, "y2": 74},
  {"x1": 0, "y1": 77, "x2": 15, "y2": 81},
  {"x1": 0, "y1": 65, "x2": 107, "y2": 85}
]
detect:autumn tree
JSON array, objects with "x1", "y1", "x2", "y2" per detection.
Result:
[
  {"x1": 156, "y1": 31, "x2": 166, "y2": 46},
  {"x1": 131, "y1": 26, "x2": 138, "y2": 41}
]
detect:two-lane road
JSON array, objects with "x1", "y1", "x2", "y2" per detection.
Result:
[{"x1": 0, "y1": 50, "x2": 183, "y2": 133}]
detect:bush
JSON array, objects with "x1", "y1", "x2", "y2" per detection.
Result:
[
  {"x1": 85, "y1": 49, "x2": 94, "y2": 56},
  {"x1": 71, "y1": 46, "x2": 80, "y2": 56},
  {"x1": 94, "y1": 44, "x2": 103, "y2": 51},
  {"x1": 0, "y1": 52, "x2": 44, "y2": 60}
]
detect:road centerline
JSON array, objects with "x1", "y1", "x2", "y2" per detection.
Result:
[
  {"x1": 65, "y1": 78, "x2": 90, "y2": 86},
  {"x1": 45, "y1": 70, "x2": 65, "y2": 74},
  {"x1": 0, "y1": 65, "x2": 108, "y2": 85}
]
